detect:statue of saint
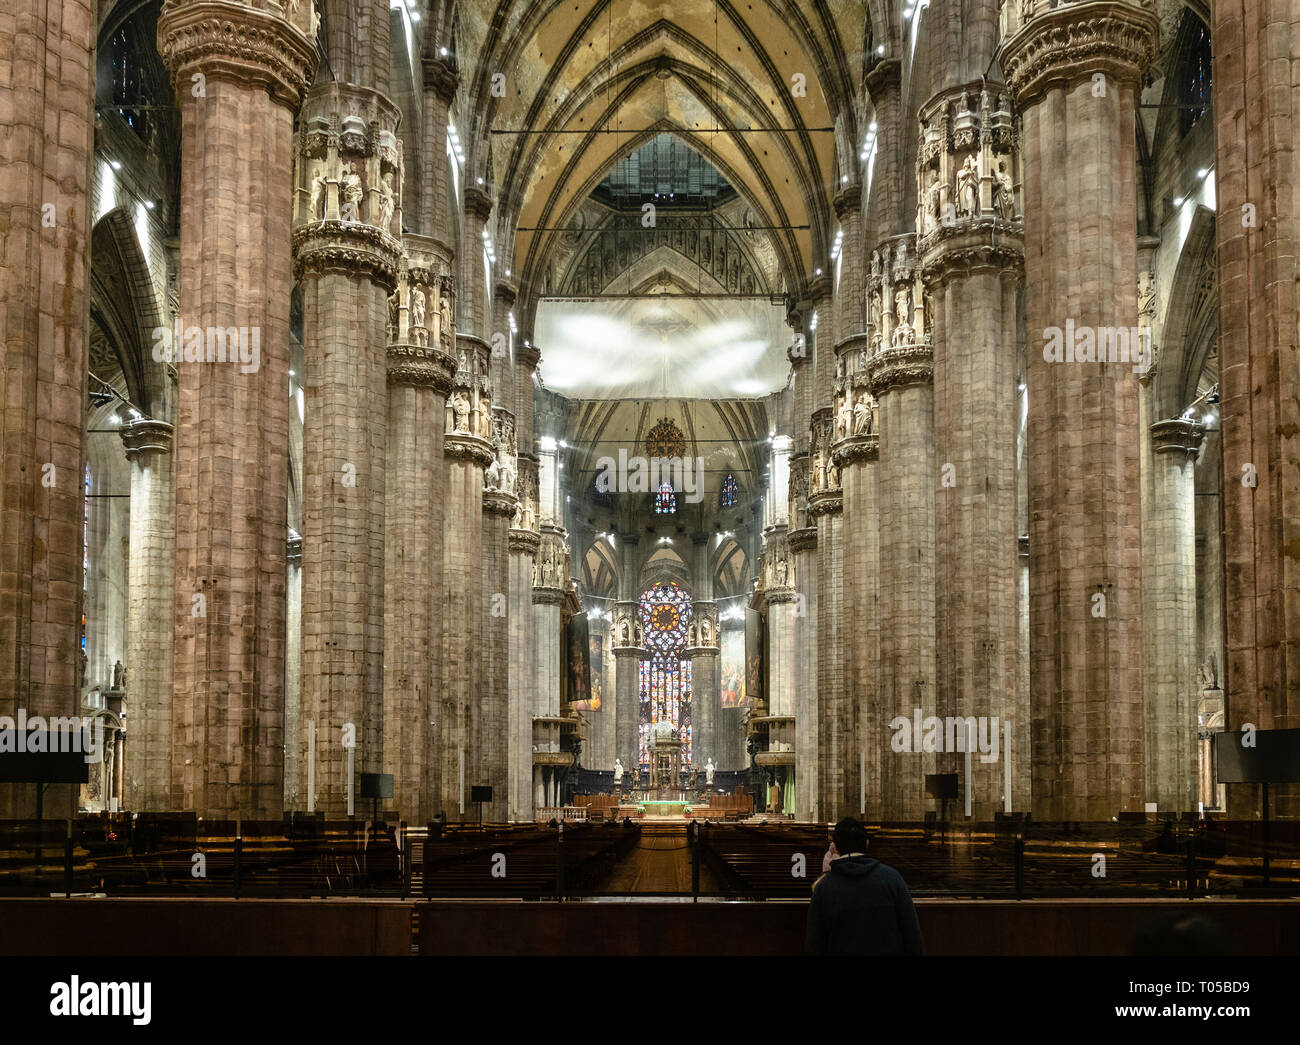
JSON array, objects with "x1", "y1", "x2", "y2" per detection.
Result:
[
  {"x1": 613, "y1": 758, "x2": 624, "y2": 785},
  {"x1": 309, "y1": 167, "x2": 326, "y2": 220},
  {"x1": 853, "y1": 394, "x2": 873, "y2": 436},
  {"x1": 340, "y1": 162, "x2": 364, "y2": 222},
  {"x1": 993, "y1": 160, "x2": 1015, "y2": 221},
  {"x1": 926, "y1": 168, "x2": 943, "y2": 232},
  {"x1": 956, "y1": 155, "x2": 980, "y2": 218},
  {"x1": 410, "y1": 288, "x2": 427, "y2": 343},
  {"x1": 837, "y1": 397, "x2": 853, "y2": 439},
  {"x1": 705, "y1": 758, "x2": 715, "y2": 786},
  {"x1": 376, "y1": 171, "x2": 396, "y2": 232},
  {"x1": 450, "y1": 390, "x2": 470, "y2": 433}
]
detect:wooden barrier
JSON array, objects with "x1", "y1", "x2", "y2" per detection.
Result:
[
  {"x1": 418, "y1": 898, "x2": 1300, "y2": 956},
  {"x1": 0, "y1": 898, "x2": 413, "y2": 956}
]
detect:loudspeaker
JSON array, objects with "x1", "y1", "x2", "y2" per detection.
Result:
[
  {"x1": 470, "y1": 785, "x2": 493, "y2": 803},
  {"x1": 1214, "y1": 728, "x2": 1300, "y2": 784},
  {"x1": 360, "y1": 772, "x2": 394, "y2": 799},
  {"x1": 924, "y1": 773, "x2": 958, "y2": 800}
]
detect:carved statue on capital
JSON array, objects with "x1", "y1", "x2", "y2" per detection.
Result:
[
  {"x1": 993, "y1": 159, "x2": 1016, "y2": 221},
  {"x1": 956, "y1": 155, "x2": 980, "y2": 218},
  {"x1": 449, "y1": 389, "x2": 471, "y2": 433},
  {"x1": 854, "y1": 392, "x2": 876, "y2": 436}
]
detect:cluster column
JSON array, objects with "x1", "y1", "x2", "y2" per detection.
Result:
[
  {"x1": 1144, "y1": 419, "x2": 1204, "y2": 811},
  {"x1": 1212, "y1": 0, "x2": 1300, "y2": 816},
  {"x1": 120, "y1": 421, "x2": 176, "y2": 811},
  {"x1": 1003, "y1": 0, "x2": 1156, "y2": 819},
  {"x1": 867, "y1": 235, "x2": 937, "y2": 819},
  {"x1": 159, "y1": 0, "x2": 317, "y2": 815},
  {"x1": 0, "y1": 0, "x2": 95, "y2": 819},
  {"x1": 917, "y1": 82, "x2": 1026, "y2": 816},
  {"x1": 440, "y1": 336, "x2": 496, "y2": 818},
  {"x1": 293, "y1": 82, "x2": 403, "y2": 815},
  {"x1": 381, "y1": 248, "x2": 455, "y2": 823}
]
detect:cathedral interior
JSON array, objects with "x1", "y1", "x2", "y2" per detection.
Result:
[{"x1": 3, "y1": 0, "x2": 1300, "y2": 963}]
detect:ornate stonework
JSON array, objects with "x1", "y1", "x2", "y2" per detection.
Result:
[
  {"x1": 867, "y1": 343, "x2": 935, "y2": 396},
  {"x1": 1151, "y1": 417, "x2": 1205, "y2": 457},
  {"x1": 119, "y1": 419, "x2": 175, "y2": 459},
  {"x1": 1002, "y1": 0, "x2": 1159, "y2": 106},
  {"x1": 157, "y1": 0, "x2": 317, "y2": 109}
]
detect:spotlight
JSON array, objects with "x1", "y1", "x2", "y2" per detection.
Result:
[
  {"x1": 1173, "y1": 196, "x2": 1185, "y2": 208},
  {"x1": 1197, "y1": 168, "x2": 1209, "y2": 179},
  {"x1": 109, "y1": 160, "x2": 122, "y2": 171}
]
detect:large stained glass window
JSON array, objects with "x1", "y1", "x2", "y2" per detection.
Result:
[
  {"x1": 653, "y1": 481, "x2": 677, "y2": 515},
  {"x1": 719, "y1": 471, "x2": 738, "y2": 508},
  {"x1": 637, "y1": 582, "x2": 694, "y2": 770}
]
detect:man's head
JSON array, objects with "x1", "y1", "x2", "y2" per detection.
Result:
[{"x1": 832, "y1": 816, "x2": 869, "y2": 856}]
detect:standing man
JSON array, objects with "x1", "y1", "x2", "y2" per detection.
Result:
[{"x1": 806, "y1": 817, "x2": 924, "y2": 955}]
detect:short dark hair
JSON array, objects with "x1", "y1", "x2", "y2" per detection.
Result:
[{"x1": 833, "y1": 816, "x2": 869, "y2": 855}]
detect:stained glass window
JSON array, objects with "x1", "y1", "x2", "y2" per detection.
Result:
[
  {"x1": 720, "y1": 471, "x2": 738, "y2": 508},
  {"x1": 1179, "y1": 23, "x2": 1212, "y2": 136},
  {"x1": 654, "y1": 481, "x2": 677, "y2": 515},
  {"x1": 637, "y1": 583, "x2": 694, "y2": 769}
]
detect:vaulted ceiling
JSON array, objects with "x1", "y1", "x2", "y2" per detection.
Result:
[{"x1": 453, "y1": 0, "x2": 869, "y2": 314}]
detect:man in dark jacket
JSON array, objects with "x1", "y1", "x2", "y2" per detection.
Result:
[{"x1": 806, "y1": 817, "x2": 924, "y2": 955}]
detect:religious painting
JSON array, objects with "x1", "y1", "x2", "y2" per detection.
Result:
[
  {"x1": 720, "y1": 626, "x2": 746, "y2": 707},
  {"x1": 567, "y1": 613, "x2": 592, "y2": 708},
  {"x1": 575, "y1": 632, "x2": 603, "y2": 711},
  {"x1": 745, "y1": 607, "x2": 765, "y2": 708}
]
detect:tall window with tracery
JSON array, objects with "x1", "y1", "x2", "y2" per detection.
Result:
[
  {"x1": 653, "y1": 481, "x2": 677, "y2": 515},
  {"x1": 719, "y1": 471, "x2": 738, "y2": 508},
  {"x1": 1179, "y1": 21, "x2": 1212, "y2": 136},
  {"x1": 636, "y1": 582, "x2": 693, "y2": 769}
]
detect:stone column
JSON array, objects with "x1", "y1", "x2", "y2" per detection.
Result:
[
  {"x1": 159, "y1": 0, "x2": 316, "y2": 816},
  {"x1": 688, "y1": 593, "x2": 719, "y2": 773},
  {"x1": 381, "y1": 248, "x2": 454, "y2": 823},
  {"x1": 867, "y1": 234, "x2": 936, "y2": 820},
  {"x1": 760, "y1": 528, "x2": 798, "y2": 807},
  {"x1": 532, "y1": 527, "x2": 571, "y2": 807},
  {"x1": 419, "y1": 56, "x2": 457, "y2": 239},
  {"x1": 480, "y1": 406, "x2": 518, "y2": 821},
  {"x1": 1213, "y1": 0, "x2": 1300, "y2": 816},
  {"x1": 613, "y1": 531, "x2": 642, "y2": 769},
  {"x1": 788, "y1": 523, "x2": 818, "y2": 817},
  {"x1": 1003, "y1": 0, "x2": 1156, "y2": 819},
  {"x1": 438, "y1": 335, "x2": 495, "y2": 818},
  {"x1": 508, "y1": 517, "x2": 540, "y2": 821},
  {"x1": 0, "y1": 0, "x2": 93, "y2": 820},
  {"x1": 810, "y1": 409, "x2": 847, "y2": 818},
  {"x1": 919, "y1": 81, "x2": 1026, "y2": 817},
  {"x1": 833, "y1": 406, "x2": 879, "y2": 820},
  {"x1": 285, "y1": 534, "x2": 301, "y2": 809},
  {"x1": 1144, "y1": 418, "x2": 1204, "y2": 812},
  {"x1": 120, "y1": 421, "x2": 175, "y2": 811},
  {"x1": 293, "y1": 81, "x2": 402, "y2": 815},
  {"x1": 461, "y1": 186, "x2": 493, "y2": 341},
  {"x1": 864, "y1": 58, "x2": 905, "y2": 240}
]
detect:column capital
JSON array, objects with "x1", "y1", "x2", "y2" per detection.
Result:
[
  {"x1": 120, "y1": 418, "x2": 174, "y2": 459},
  {"x1": 833, "y1": 182, "x2": 863, "y2": 218},
  {"x1": 516, "y1": 341, "x2": 541, "y2": 371},
  {"x1": 508, "y1": 528, "x2": 541, "y2": 556},
  {"x1": 293, "y1": 222, "x2": 402, "y2": 289},
  {"x1": 864, "y1": 57, "x2": 901, "y2": 98},
  {"x1": 806, "y1": 273, "x2": 833, "y2": 302},
  {"x1": 444, "y1": 432, "x2": 495, "y2": 468},
  {"x1": 421, "y1": 56, "x2": 459, "y2": 102},
  {"x1": 464, "y1": 185, "x2": 493, "y2": 222},
  {"x1": 1151, "y1": 417, "x2": 1205, "y2": 457},
  {"x1": 495, "y1": 279, "x2": 518, "y2": 306},
  {"x1": 867, "y1": 343, "x2": 934, "y2": 395},
  {"x1": 483, "y1": 490, "x2": 519, "y2": 517},
  {"x1": 157, "y1": 0, "x2": 317, "y2": 110},
  {"x1": 1003, "y1": 0, "x2": 1158, "y2": 108},
  {"x1": 832, "y1": 433, "x2": 879, "y2": 466},
  {"x1": 787, "y1": 526, "x2": 818, "y2": 553}
]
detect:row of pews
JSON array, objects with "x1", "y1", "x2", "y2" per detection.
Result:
[
  {"x1": 692, "y1": 819, "x2": 1300, "y2": 899},
  {"x1": 0, "y1": 815, "x2": 411, "y2": 898},
  {"x1": 421, "y1": 821, "x2": 641, "y2": 897}
]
